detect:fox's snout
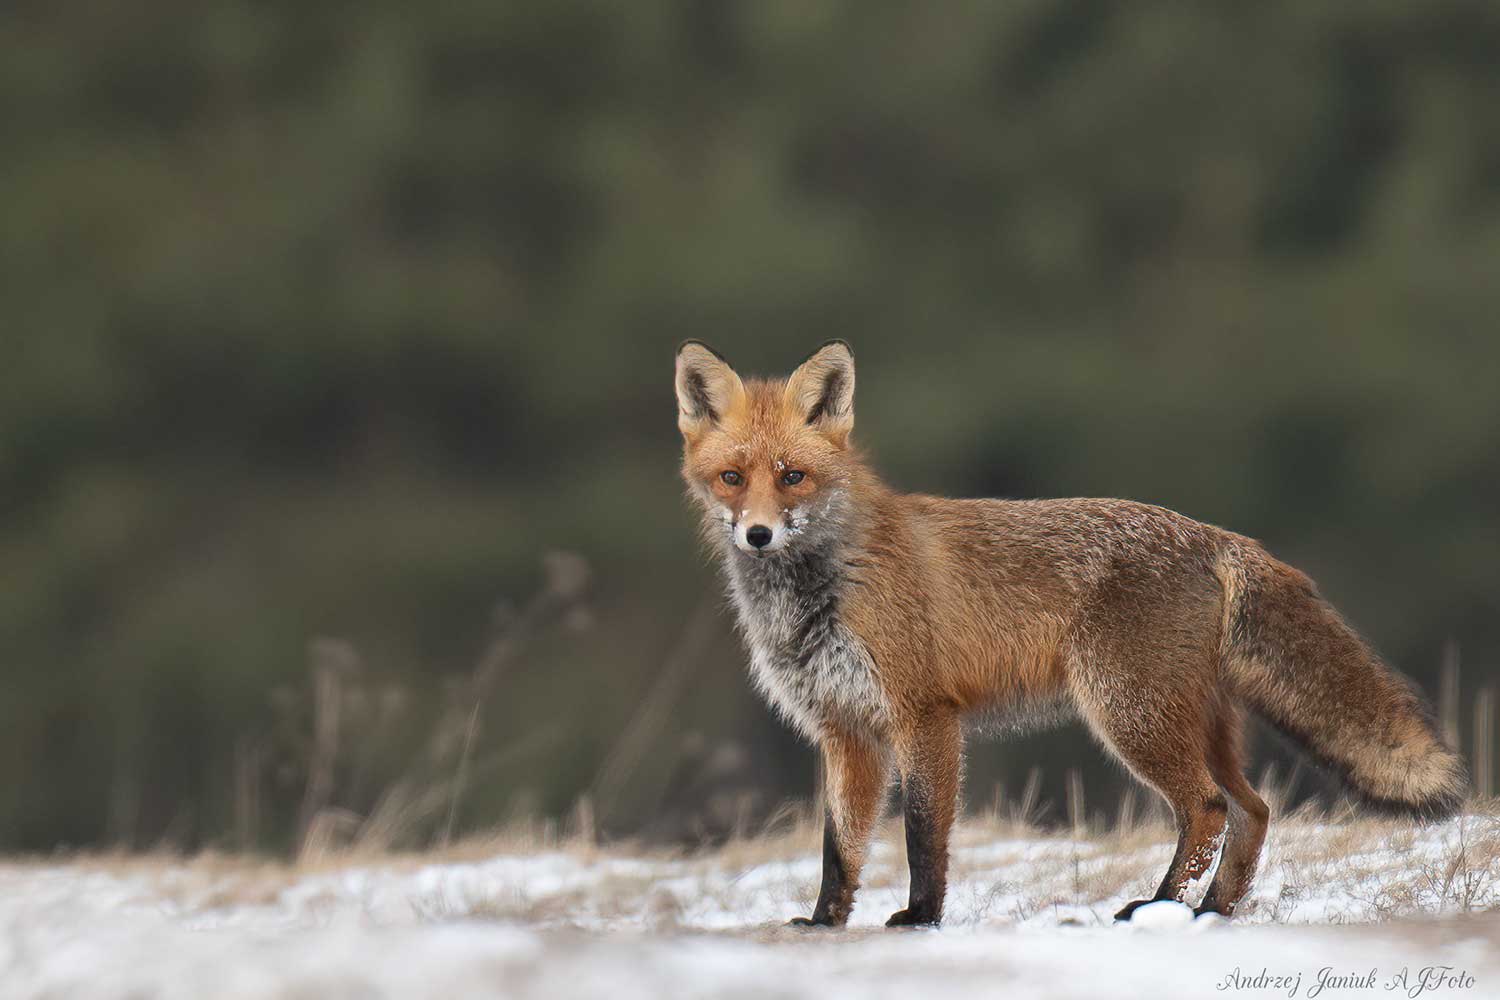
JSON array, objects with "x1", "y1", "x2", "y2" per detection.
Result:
[{"x1": 731, "y1": 515, "x2": 788, "y2": 554}]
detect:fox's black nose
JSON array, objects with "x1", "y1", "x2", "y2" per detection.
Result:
[{"x1": 746, "y1": 525, "x2": 773, "y2": 549}]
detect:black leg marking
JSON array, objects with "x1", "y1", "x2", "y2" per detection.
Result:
[
  {"x1": 886, "y1": 782, "x2": 944, "y2": 927},
  {"x1": 788, "y1": 809, "x2": 855, "y2": 927}
]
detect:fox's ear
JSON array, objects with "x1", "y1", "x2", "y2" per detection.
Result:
[
  {"x1": 675, "y1": 341, "x2": 744, "y2": 438},
  {"x1": 786, "y1": 340, "x2": 855, "y2": 447}
]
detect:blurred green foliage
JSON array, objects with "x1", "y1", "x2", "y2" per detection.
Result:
[{"x1": 3, "y1": 0, "x2": 1499, "y2": 851}]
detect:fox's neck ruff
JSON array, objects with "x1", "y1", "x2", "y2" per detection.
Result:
[
  {"x1": 724, "y1": 533, "x2": 848, "y2": 655},
  {"x1": 717, "y1": 521, "x2": 886, "y2": 740},
  {"x1": 713, "y1": 483, "x2": 856, "y2": 648}
]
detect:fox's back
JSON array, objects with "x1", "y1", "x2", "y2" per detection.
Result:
[
  {"x1": 915, "y1": 494, "x2": 1222, "y2": 575},
  {"x1": 837, "y1": 494, "x2": 1235, "y2": 711},
  {"x1": 882, "y1": 495, "x2": 1226, "y2": 623}
]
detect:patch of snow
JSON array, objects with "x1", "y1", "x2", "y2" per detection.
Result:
[
  {"x1": 1118, "y1": 899, "x2": 1195, "y2": 929},
  {"x1": 2, "y1": 815, "x2": 1497, "y2": 999}
]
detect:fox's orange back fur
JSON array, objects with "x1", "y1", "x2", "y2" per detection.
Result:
[{"x1": 675, "y1": 340, "x2": 1465, "y2": 927}]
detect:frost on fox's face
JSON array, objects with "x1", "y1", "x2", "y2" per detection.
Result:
[{"x1": 674, "y1": 340, "x2": 856, "y2": 557}]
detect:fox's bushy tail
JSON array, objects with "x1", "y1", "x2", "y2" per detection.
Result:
[{"x1": 1215, "y1": 540, "x2": 1466, "y2": 818}]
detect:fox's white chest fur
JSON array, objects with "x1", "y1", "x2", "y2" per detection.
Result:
[{"x1": 724, "y1": 545, "x2": 887, "y2": 740}]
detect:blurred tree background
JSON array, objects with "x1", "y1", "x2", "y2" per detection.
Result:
[{"x1": 3, "y1": 0, "x2": 1499, "y2": 853}]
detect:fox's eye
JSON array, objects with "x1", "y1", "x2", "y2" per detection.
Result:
[
  {"x1": 720, "y1": 470, "x2": 743, "y2": 487},
  {"x1": 781, "y1": 470, "x2": 805, "y2": 486}
]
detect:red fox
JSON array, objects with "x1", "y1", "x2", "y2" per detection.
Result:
[{"x1": 674, "y1": 339, "x2": 1465, "y2": 927}]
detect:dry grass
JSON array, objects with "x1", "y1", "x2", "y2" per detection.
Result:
[{"x1": 12, "y1": 798, "x2": 1495, "y2": 935}]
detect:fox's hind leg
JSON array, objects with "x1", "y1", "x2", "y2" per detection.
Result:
[
  {"x1": 1069, "y1": 654, "x2": 1229, "y2": 921},
  {"x1": 1108, "y1": 759, "x2": 1227, "y2": 920},
  {"x1": 1197, "y1": 698, "x2": 1270, "y2": 917},
  {"x1": 788, "y1": 729, "x2": 890, "y2": 927}
]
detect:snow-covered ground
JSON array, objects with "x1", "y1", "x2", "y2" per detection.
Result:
[{"x1": 3, "y1": 814, "x2": 1497, "y2": 999}]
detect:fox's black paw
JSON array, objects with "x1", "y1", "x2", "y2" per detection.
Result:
[
  {"x1": 787, "y1": 915, "x2": 838, "y2": 928},
  {"x1": 1113, "y1": 898, "x2": 1156, "y2": 922},
  {"x1": 885, "y1": 908, "x2": 940, "y2": 928}
]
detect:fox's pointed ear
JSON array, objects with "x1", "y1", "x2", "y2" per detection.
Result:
[
  {"x1": 675, "y1": 341, "x2": 744, "y2": 439},
  {"x1": 786, "y1": 340, "x2": 855, "y2": 447}
]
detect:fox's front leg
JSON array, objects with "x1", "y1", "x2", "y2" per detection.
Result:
[
  {"x1": 888, "y1": 712, "x2": 962, "y2": 927},
  {"x1": 788, "y1": 730, "x2": 889, "y2": 927}
]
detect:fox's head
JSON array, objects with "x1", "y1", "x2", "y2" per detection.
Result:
[{"x1": 675, "y1": 340, "x2": 859, "y2": 558}]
